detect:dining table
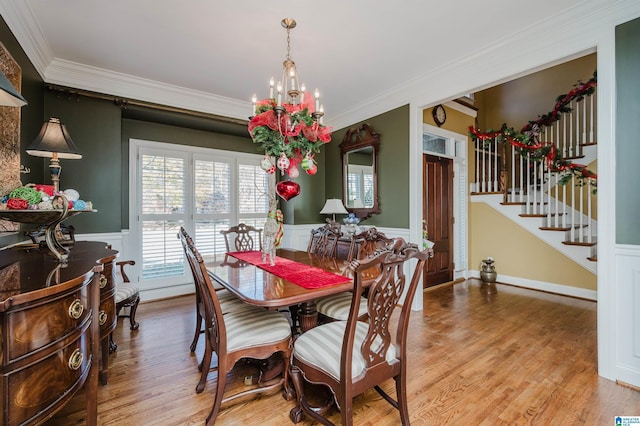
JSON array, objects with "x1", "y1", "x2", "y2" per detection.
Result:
[{"x1": 205, "y1": 248, "x2": 377, "y2": 332}]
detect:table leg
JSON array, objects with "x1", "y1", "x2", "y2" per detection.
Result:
[{"x1": 298, "y1": 301, "x2": 318, "y2": 332}]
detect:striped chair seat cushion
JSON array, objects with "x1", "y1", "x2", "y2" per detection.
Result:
[
  {"x1": 224, "y1": 308, "x2": 291, "y2": 352},
  {"x1": 293, "y1": 321, "x2": 396, "y2": 381},
  {"x1": 115, "y1": 282, "x2": 139, "y2": 304},
  {"x1": 316, "y1": 292, "x2": 367, "y2": 321},
  {"x1": 216, "y1": 289, "x2": 257, "y2": 314}
]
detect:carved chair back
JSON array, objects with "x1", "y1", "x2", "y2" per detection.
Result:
[
  {"x1": 306, "y1": 224, "x2": 342, "y2": 257},
  {"x1": 221, "y1": 223, "x2": 263, "y2": 253},
  {"x1": 347, "y1": 226, "x2": 393, "y2": 261}
]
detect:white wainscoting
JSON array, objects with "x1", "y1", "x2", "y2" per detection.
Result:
[{"x1": 614, "y1": 244, "x2": 640, "y2": 387}]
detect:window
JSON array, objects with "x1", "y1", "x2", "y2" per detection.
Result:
[
  {"x1": 131, "y1": 139, "x2": 269, "y2": 292},
  {"x1": 347, "y1": 164, "x2": 374, "y2": 208}
]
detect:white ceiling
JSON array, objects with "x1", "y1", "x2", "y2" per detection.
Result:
[{"x1": 0, "y1": 0, "x2": 596, "y2": 128}]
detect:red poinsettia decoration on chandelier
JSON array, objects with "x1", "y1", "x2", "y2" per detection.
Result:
[
  {"x1": 248, "y1": 18, "x2": 333, "y2": 184},
  {"x1": 249, "y1": 95, "x2": 332, "y2": 178}
]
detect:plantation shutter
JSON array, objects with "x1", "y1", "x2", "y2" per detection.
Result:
[{"x1": 140, "y1": 153, "x2": 186, "y2": 280}]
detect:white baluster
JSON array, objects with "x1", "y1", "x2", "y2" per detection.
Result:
[
  {"x1": 493, "y1": 139, "x2": 499, "y2": 192},
  {"x1": 569, "y1": 102, "x2": 574, "y2": 157},
  {"x1": 511, "y1": 145, "x2": 516, "y2": 203},
  {"x1": 546, "y1": 161, "x2": 552, "y2": 226},
  {"x1": 475, "y1": 140, "x2": 480, "y2": 192},
  {"x1": 579, "y1": 175, "x2": 584, "y2": 243},
  {"x1": 570, "y1": 175, "x2": 576, "y2": 242},
  {"x1": 589, "y1": 93, "x2": 594, "y2": 143}
]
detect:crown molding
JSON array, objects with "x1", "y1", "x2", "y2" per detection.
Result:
[
  {"x1": 45, "y1": 58, "x2": 250, "y2": 120},
  {"x1": 0, "y1": 0, "x2": 52, "y2": 78}
]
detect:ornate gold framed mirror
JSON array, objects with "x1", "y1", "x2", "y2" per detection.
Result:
[{"x1": 340, "y1": 123, "x2": 380, "y2": 219}]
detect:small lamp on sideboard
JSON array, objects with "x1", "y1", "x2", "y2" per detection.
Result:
[
  {"x1": 26, "y1": 118, "x2": 82, "y2": 193},
  {"x1": 320, "y1": 198, "x2": 348, "y2": 227}
]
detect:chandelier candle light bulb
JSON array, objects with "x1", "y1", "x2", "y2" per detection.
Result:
[{"x1": 277, "y1": 82, "x2": 283, "y2": 106}]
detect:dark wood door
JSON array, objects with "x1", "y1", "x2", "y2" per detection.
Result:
[{"x1": 423, "y1": 154, "x2": 453, "y2": 287}]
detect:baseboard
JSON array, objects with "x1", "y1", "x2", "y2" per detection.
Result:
[
  {"x1": 139, "y1": 283, "x2": 194, "y2": 302},
  {"x1": 469, "y1": 269, "x2": 597, "y2": 301}
]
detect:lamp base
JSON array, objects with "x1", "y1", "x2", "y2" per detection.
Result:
[{"x1": 324, "y1": 218, "x2": 341, "y2": 233}]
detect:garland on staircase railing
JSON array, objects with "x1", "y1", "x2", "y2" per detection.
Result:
[{"x1": 469, "y1": 71, "x2": 598, "y2": 192}]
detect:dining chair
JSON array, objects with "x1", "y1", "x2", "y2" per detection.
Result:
[
  {"x1": 315, "y1": 227, "x2": 393, "y2": 322},
  {"x1": 306, "y1": 224, "x2": 342, "y2": 258},
  {"x1": 189, "y1": 224, "x2": 260, "y2": 354},
  {"x1": 221, "y1": 223, "x2": 263, "y2": 253},
  {"x1": 108, "y1": 259, "x2": 141, "y2": 354},
  {"x1": 182, "y1": 228, "x2": 271, "y2": 364},
  {"x1": 289, "y1": 238, "x2": 430, "y2": 425},
  {"x1": 179, "y1": 227, "x2": 293, "y2": 425}
]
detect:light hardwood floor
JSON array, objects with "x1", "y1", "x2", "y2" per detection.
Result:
[{"x1": 48, "y1": 280, "x2": 640, "y2": 425}]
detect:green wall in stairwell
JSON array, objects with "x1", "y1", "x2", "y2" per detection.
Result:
[{"x1": 615, "y1": 17, "x2": 640, "y2": 245}]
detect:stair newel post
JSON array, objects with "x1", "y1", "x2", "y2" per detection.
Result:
[
  {"x1": 561, "y1": 179, "x2": 568, "y2": 229},
  {"x1": 546, "y1": 156, "x2": 552, "y2": 227},
  {"x1": 570, "y1": 174, "x2": 577, "y2": 242},
  {"x1": 579, "y1": 174, "x2": 585, "y2": 243},
  {"x1": 587, "y1": 179, "x2": 594, "y2": 243},
  {"x1": 500, "y1": 141, "x2": 508, "y2": 204}
]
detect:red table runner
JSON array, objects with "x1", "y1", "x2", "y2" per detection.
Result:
[{"x1": 227, "y1": 251, "x2": 351, "y2": 289}]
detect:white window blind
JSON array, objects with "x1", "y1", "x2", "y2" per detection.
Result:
[{"x1": 140, "y1": 154, "x2": 186, "y2": 280}]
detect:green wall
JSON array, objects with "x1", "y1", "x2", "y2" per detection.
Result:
[
  {"x1": 615, "y1": 17, "x2": 640, "y2": 245},
  {"x1": 42, "y1": 94, "x2": 122, "y2": 233},
  {"x1": 326, "y1": 105, "x2": 410, "y2": 229}
]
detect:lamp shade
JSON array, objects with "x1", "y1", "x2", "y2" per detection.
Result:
[
  {"x1": 319, "y1": 198, "x2": 348, "y2": 215},
  {"x1": 26, "y1": 118, "x2": 82, "y2": 159},
  {"x1": 0, "y1": 70, "x2": 27, "y2": 107}
]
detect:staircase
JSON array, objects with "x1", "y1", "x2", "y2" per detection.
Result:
[{"x1": 470, "y1": 74, "x2": 598, "y2": 274}]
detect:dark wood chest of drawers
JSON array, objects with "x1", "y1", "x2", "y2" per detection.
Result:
[{"x1": 0, "y1": 241, "x2": 117, "y2": 426}]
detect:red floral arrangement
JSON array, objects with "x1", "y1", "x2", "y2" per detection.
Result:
[{"x1": 248, "y1": 92, "x2": 332, "y2": 178}]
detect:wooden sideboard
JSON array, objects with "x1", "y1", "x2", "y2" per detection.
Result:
[
  {"x1": 97, "y1": 252, "x2": 118, "y2": 385},
  {"x1": 0, "y1": 241, "x2": 117, "y2": 426}
]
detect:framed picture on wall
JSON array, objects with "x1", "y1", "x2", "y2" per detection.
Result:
[{"x1": 0, "y1": 41, "x2": 23, "y2": 234}]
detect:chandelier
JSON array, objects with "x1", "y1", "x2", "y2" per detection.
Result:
[{"x1": 248, "y1": 18, "x2": 333, "y2": 182}]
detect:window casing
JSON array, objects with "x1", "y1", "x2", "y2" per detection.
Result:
[{"x1": 130, "y1": 139, "x2": 269, "y2": 291}]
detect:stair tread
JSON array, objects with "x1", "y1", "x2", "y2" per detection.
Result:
[
  {"x1": 471, "y1": 191, "x2": 503, "y2": 196},
  {"x1": 540, "y1": 224, "x2": 589, "y2": 231},
  {"x1": 563, "y1": 240, "x2": 597, "y2": 247},
  {"x1": 540, "y1": 226, "x2": 572, "y2": 231}
]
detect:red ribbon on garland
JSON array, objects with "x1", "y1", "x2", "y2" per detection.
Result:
[{"x1": 470, "y1": 126, "x2": 598, "y2": 180}]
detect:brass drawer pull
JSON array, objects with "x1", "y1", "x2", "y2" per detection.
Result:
[
  {"x1": 68, "y1": 299, "x2": 84, "y2": 319},
  {"x1": 99, "y1": 274, "x2": 108, "y2": 288},
  {"x1": 99, "y1": 310, "x2": 108, "y2": 326},
  {"x1": 68, "y1": 349, "x2": 83, "y2": 370}
]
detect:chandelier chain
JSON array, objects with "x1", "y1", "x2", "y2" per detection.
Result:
[{"x1": 286, "y1": 27, "x2": 291, "y2": 61}]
